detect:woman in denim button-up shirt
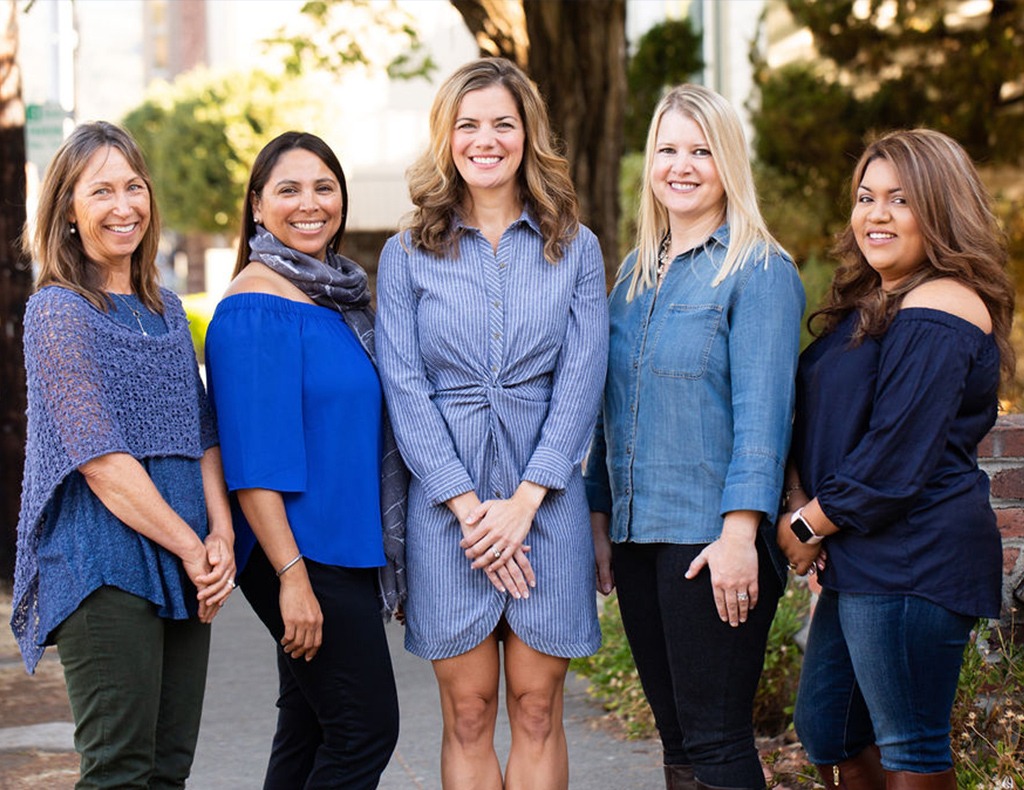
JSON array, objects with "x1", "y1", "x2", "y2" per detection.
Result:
[{"x1": 585, "y1": 85, "x2": 804, "y2": 790}]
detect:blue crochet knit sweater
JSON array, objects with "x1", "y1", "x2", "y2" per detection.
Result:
[{"x1": 12, "y1": 286, "x2": 216, "y2": 672}]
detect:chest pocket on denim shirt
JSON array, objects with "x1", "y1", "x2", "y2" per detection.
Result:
[{"x1": 649, "y1": 303, "x2": 723, "y2": 379}]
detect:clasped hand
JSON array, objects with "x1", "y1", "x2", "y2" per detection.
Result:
[{"x1": 454, "y1": 486, "x2": 541, "y2": 600}]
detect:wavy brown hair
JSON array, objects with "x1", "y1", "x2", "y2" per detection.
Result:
[
  {"x1": 403, "y1": 57, "x2": 578, "y2": 263},
  {"x1": 26, "y1": 121, "x2": 164, "y2": 313},
  {"x1": 812, "y1": 129, "x2": 1015, "y2": 383}
]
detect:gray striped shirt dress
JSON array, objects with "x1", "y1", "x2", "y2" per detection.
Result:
[{"x1": 376, "y1": 212, "x2": 608, "y2": 660}]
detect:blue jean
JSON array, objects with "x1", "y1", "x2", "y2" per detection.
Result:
[
  {"x1": 613, "y1": 537, "x2": 782, "y2": 789},
  {"x1": 794, "y1": 589, "x2": 975, "y2": 773},
  {"x1": 240, "y1": 548, "x2": 399, "y2": 790}
]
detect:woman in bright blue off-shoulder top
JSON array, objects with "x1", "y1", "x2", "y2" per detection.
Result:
[
  {"x1": 777, "y1": 130, "x2": 1016, "y2": 790},
  {"x1": 204, "y1": 132, "x2": 401, "y2": 789}
]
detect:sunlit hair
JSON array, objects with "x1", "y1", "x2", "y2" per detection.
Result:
[
  {"x1": 234, "y1": 131, "x2": 349, "y2": 277},
  {"x1": 812, "y1": 128, "x2": 1015, "y2": 383},
  {"x1": 27, "y1": 121, "x2": 164, "y2": 313},
  {"x1": 403, "y1": 57, "x2": 578, "y2": 263},
  {"x1": 623, "y1": 83, "x2": 784, "y2": 301}
]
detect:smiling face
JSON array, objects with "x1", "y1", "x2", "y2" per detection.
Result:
[
  {"x1": 650, "y1": 109, "x2": 726, "y2": 235},
  {"x1": 450, "y1": 84, "x2": 525, "y2": 202},
  {"x1": 252, "y1": 148, "x2": 343, "y2": 261},
  {"x1": 70, "y1": 146, "x2": 151, "y2": 276},
  {"x1": 852, "y1": 157, "x2": 927, "y2": 290}
]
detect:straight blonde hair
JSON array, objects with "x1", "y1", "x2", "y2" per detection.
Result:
[{"x1": 623, "y1": 84, "x2": 783, "y2": 301}]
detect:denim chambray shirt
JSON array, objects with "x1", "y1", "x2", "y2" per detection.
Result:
[{"x1": 585, "y1": 224, "x2": 805, "y2": 544}]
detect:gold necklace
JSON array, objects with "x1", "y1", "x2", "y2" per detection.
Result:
[{"x1": 111, "y1": 292, "x2": 149, "y2": 336}]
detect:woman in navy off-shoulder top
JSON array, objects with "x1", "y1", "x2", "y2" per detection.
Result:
[{"x1": 777, "y1": 130, "x2": 1015, "y2": 790}]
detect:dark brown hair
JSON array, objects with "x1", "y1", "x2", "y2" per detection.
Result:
[
  {"x1": 812, "y1": 129, "x2": 1015, "y2": 382},
  {"x1": 234, "y1": 131, "x2": 349, "y2": 277}
]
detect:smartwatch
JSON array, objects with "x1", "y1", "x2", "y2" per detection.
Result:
[{"x1": 790, "y1": 507, "x2": 824, "y2": 545}]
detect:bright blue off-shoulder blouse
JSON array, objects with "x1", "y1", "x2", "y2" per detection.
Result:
[
  {"x1": 792, "y1": 307, "x2": 1002, "y2": 618},
  {"x1": 205, "y1": 293, "x2": 386, "y2": 572}
]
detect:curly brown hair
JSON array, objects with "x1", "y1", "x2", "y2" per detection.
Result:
[
  {"x1": 402, "y1": 57, "x2": 578, "y2": 263},
  {"x1": 811, "y1": 128, "x2": 1015, "y2": 383}
]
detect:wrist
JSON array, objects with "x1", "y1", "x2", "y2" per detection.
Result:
[
  {"x1": 514, "y1": 481, "x2": 546, "y2": 510},
  {"x1": 790, "y1": 507, "x2": 824, "y2": 545}
]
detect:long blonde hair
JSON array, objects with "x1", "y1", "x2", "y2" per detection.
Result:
[
  {"x1": 623, "y1": 84, "x2": 783, "y2": 301},
  {"x1": 26, "y1": 121, "x2": 164, "y2": 313},
  {"x1": 403, "y1": 57, "x2": 578, "y2": 263}
]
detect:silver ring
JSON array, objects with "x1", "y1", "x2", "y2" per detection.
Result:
[
  {"x1": 492, "y1": 548, "x2": 502, "y2": 560},
  {"x1": 229, "y1": 578, "x2": 236, "y2": 589},
  {"x1": 787, "y1": 563, "x2": 797, "y2": 571},
  {"x1": 736, "y1": 592, "x2": 749, "y2": 601}
]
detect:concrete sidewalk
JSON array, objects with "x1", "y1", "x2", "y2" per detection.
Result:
[{"x1": 189, "y1": 597, "x2": 664, "y2": 789}]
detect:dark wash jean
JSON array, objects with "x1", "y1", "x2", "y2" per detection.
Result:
[
  {"x1": 239, "y1": 548, "x2": 399, "y2": 790},
  {"x1": 612, "y1": 537, "x2": 782, "y2": 789},
  {"x1": 54, "y1": 586, "x2": 210, "y2": 790},
  {"x1": 794, "y1": 588, "x2": 975, "y2": 773}
]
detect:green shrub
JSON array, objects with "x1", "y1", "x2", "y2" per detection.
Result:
[
  {"x1": 180, "y1": 292, "x2": 217, "y2": 363},
  {"x1": 951, "y1": 620, "x2": 1024, "y2": 788}
]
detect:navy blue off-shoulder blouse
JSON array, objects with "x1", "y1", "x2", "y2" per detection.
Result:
[{"x1": 792, "y1": 307, "x2": 1003, "y2": 618}]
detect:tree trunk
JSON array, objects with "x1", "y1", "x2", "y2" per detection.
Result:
[
  {"x1": 0, "y1": 0, "x2": 30, "y2": 582},
  {"x1": 450, "y1": 0, "x2": 627, "y2": 271}
]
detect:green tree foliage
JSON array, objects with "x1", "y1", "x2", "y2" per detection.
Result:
[
  {"x1": 751, "y1": 0, "x2": 1024, "y2": 268},
  {"x1": 122, "y1": 70, "x2": 297, "y2": 236},
  {"x1": 624, "y1": 18, "x2": 703, "y2": 153},
  {"x1": 263, "y1": 0, "x2": 436, "y2": 80}
]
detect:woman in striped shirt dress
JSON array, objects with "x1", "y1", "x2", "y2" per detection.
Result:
[{"x1": 376, "y1": 58, "x2": 608, "y2": 790}]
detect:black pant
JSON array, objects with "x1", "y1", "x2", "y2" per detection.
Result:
[
  {"x1": 240, "y1": 548, "x2": 399, "y2": 790},
  {"x1": 612, "y1": 537, "x2": 782, "y2": 789}
]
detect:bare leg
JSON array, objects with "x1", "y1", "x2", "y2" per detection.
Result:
[
  {"x1": 503, "y1": 631, "x2": 570, "y2": 790},
  {"x1": 432, "y1": 635, "x2": 503, "y2": 790}
]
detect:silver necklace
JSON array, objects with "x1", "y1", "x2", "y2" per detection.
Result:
[{"x1": 111, "y1": 292, "x2": 149, "y2": 336}]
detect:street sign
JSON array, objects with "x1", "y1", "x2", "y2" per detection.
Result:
[{"x1": 25, "y1": 102, "x2": 67, "y2": 173}]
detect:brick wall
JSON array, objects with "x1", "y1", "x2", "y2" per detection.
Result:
[{"x1": 978, "y1": 413, "x2": 1024, "y2": 618}]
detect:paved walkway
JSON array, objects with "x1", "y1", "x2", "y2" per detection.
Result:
[{"x1": 188, "y1": 597, "x2": 665, "y2": 789}]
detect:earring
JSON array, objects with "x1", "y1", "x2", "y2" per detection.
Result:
[{"x1": 70, "y1": 223, "x2": 77, "y2": 235}]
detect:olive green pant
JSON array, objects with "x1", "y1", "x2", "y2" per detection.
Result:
[{"x1": 54, "y1": 586, "x2": 211, "y2": 790}]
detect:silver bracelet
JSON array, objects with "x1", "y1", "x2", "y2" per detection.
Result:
[{"x1": 276, "y1": 554, "x2": 303, "y2": 577}]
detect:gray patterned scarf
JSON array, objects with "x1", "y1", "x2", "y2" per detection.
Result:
[{"x1": 249, "y1": 225, "x2": 407, "y2": 619}]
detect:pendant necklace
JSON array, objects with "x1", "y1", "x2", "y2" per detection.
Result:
[
  {"x1": 112, "y1": 292, "x2": 149, "y2": 336},
  {"x1": 656, "y1": 233, "x2": 672, "y2": 284}
]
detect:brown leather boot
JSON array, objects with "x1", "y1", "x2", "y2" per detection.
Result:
[
  {"x1": 884, "y1": 768, "x2": 956, "y2": 790},
  {"x1": 816, "y1": 745, "x2": 885, "y2": 790},
  {"x1": 664, "y1": 764, "x2": 696, "y2": 790}
]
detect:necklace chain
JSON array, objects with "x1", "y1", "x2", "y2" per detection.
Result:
[
  {"x1": 656, "y1": 233, "x2": 672, "y2": 283},
  {"x1": 111, "y1": 292, "x2": 149, "y2": 336}
]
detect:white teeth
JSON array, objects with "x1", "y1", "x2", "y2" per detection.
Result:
[
  {"x1": 471, "y1": 156, "x2": 500, "y2": 165},
  {"x1": 109, "y1": 224, "x2": 137, "y2": 233},
  {"x1": 868, "y1": 232, "x2": 895, "y2": 240},
  {"x1": 669, "y1": 182, "x2": 697, "y2": 191},
  {"x1": 293, "y1": 221, "x2": 325, "y2": 230}
]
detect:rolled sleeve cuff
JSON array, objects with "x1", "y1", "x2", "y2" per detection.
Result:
[
  {"x1": 585, "y1": 478, "x2": 612, "y2": 513},
  {"x1": 421, "y1": 460, "x2": 476, "y2": 506},
  {"x1": 523, "y1": 447, "x2": 574, "y2": 491}
]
